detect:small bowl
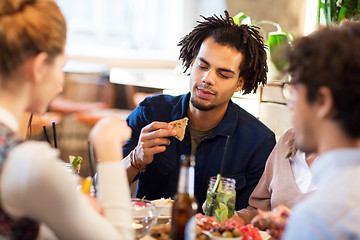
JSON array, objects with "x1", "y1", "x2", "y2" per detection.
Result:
[{"x1": 151, "y1": 198, "x2": 173, "y2": 216}]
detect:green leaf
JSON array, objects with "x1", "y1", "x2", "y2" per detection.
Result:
[
  {"x1": 233, "y1": 12, "x2": 248, "y2": 25},
  {"x1": 71, "y1": 156, "x2": 83, "y2": 169}
]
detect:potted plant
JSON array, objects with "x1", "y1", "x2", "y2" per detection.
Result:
[
  {"x1": 233, "y1": 12, "x2": 293, "y2": 82},
  {"x1": 319, "y1": 0, "x2": 360, "y2": 25}
]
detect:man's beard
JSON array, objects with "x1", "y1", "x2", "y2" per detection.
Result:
[{"x1": 190, "y1": 96, "x2": 215, "y2": 111}]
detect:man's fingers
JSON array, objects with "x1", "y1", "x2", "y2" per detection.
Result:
[
  {"x1": 142, "y1": 146, "x2": 167, "y2": 158},
  {"x1": 141, "y1": 138, "x2": 171, "y2": 149},
  {"x1": 142, "y1": 121, "x2": 172, "y2": 133}
]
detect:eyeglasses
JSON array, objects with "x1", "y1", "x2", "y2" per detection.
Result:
[{"x1": 281, "y1": 82, "x2": 295, "y2": 102}]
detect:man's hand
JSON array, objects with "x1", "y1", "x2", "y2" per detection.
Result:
[{"x1": 134, "y1": 121, "x2": 177, "y2": 166}]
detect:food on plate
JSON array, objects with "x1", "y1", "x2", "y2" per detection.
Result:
[
  {"x1": 132, "y1": 197, "x2": 148, "y2": 207},
  {"x1": 210, "y1": 226, "x2": 242, "y2": 238},
  {"x1": 152, "y1": 198, "x2": 173, "y2": 217},
  {"x1": 251, "y1": 207, "x2": 290, "y2": 231},
  {"x1": 196, "y1": 214, "x2": 262, "y2": 240},
  {"x1": 150, "y1": 223, "x2": 171, "y2": 240},
  {"x1": 169, "y1": 117, "x2": 188, "y2": 141},
  {"x1": 152, "y1": 197, "x2": 173, "y2": 206}
]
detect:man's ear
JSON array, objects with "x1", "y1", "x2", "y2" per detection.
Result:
[
  {"x1": 190, "y1": 58, "x2": 196, "y2": 68},
  {"x1": 236, "y1": 77, "x2": 245, "y2": 91},
  {"x1": 28, "y1": 52, "x2": 49, "y2": 84},
  {"x1": 316, "y1": 86, "x2": 336, "y2": 119}
]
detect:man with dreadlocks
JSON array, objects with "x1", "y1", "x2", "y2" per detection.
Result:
[{"x1": 122, "y1": 11, "x2": 276, "y2": 211}]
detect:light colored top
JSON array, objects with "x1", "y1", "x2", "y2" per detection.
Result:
[
  {"x1": 283, "y1": 148, "x2": 360, "y2": 240},
  {"x1": 237, "y1": 128, "x2": 312, "y2": 223},
  {"x1": 290, "y1": 150, "x2": 317, "y2": 193},
  {"x1": 0, "y1": 108, "x2": 134, "y2": 240}
]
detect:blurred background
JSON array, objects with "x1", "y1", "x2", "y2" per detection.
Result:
[{"x1": 26, "y1": 0, "x2": 319, "y2": 178}]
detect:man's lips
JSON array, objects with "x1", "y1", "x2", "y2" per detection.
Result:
[{"x1": 196, "y1": 87, "x2": 215, "y2": 99}]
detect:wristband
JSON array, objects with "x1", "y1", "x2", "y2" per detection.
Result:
[{"x1": 130, "y1": 148, "x2": 146, "y2": 172}]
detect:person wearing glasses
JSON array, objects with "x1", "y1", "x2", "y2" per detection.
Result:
[
  {"x1": 281, "y1": 21, "x2": 360, "y2": 240},
  {"x1": 0, "y1": 0, "x2": 133, "y2": 239},
  {"x1": 255, "y1": 21, "x2": 360, "y2": 239},
  {"x1": 121, "y1": 11, "x2": 276, "y2": 211}
]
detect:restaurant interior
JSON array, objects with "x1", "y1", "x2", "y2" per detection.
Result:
[
  {"x1": 4, "y1": 0, "x2": 359, "y2": 239},
  {"x1": 24, "y1": 0, "x2": 319, "y2": 180}
]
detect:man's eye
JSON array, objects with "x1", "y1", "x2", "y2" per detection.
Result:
[
  {"x1": 198, "y1": 63, "x2": 208, "y2": 70},
  {"x1": 219, "y1": 73, "x2": 230, "y2": 79}
]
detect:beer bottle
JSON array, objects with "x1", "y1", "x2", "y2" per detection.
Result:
[{"x1": 170, "y1": 155, "x2": 198, "y2": 240}]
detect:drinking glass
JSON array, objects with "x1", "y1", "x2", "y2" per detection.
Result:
[
  {"x1": 131, "y1": 198, "x2": 158, "y2": 239},
  {"x1": 205, "y1": 176, "x2": 236, "y2": 222}
]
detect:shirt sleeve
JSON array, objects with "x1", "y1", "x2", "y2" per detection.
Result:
[
  {"x1": 282, "y1": 206, "x2": 330, "y2": 240},
  {"x1": 0, "y1": 141, "x2": 134, "y2": 240}
]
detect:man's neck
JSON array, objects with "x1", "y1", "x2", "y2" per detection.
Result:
[
  {"x1": 187, "y1": 103, "x2": 228, "y2": 131},
  {"x1": 317, "y1": 122, "x2": 360, "y2": 154}
]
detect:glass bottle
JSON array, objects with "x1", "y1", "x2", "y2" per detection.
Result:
[{"x1": 170, "y1": 155, "x2": 198, "y2": 240}]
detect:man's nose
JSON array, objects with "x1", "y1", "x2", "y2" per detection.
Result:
[{"x1": 201, "y1": 70, "x2": 215, "y2": 85}]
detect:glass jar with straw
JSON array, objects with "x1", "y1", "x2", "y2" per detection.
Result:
[
  {"x1": 205, "y1": 175, "x2": 236, "y2": 222},
  {"x1": 205, "y1": 135, "x2": 236, "y2": 222}
]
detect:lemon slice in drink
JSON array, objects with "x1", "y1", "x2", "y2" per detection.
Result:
[{"x1": 218, "y1": 203, "x2": 229, "y2": 222}]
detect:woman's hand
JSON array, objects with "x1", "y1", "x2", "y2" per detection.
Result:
[
  {"x1": 251, "y1": 205, "x2": 291, "y2": 240},
  {"x1": 89, "y1": 117, "x2": 132, "y2": 163}
]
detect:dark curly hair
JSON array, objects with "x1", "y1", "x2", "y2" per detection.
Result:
[
  {"x1": 286, "y1": 21, "x2": 360, "y2": 139},
  {"x1": 178, "y1": 11, "x2": 268, "y2": 94}
]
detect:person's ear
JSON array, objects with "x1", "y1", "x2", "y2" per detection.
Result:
[
  {"x1": 236, "y1": 77, "x2": 245, "y2": 91},
  {"x1": 190, "y1": 58, "x2": 196, "y2": 68},
  {"x1": 316, "y1": 86, "x2": 336, "y2": 119},
  {"x1": 28, "y1": 52, "x2": 49, "y2": 84}
]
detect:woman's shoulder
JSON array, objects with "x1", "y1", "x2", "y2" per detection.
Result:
[
  {"x1": 265, "y1": 128, "x2": 295, "y2": 167},
  {"x1": 7, "y1": 141, "x2": 60, "y2": 173}
]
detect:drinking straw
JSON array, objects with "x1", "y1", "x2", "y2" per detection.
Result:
[
  {"x1": 52, "y1": 122, "x2": 57, "y2": 148},
  {"x1": 88, "y1": 141, "x2": 96, "y2": 178},
  {"x1": 88, "y1": 141, "x2": 97, "y2": 195},
  {"x1": 43, "y1": 126, "x2": 51, "y2": 145},
  {"x1": 27, "y1": 113, "x2": 33, "y2": 140},
  {"x1": 220, "y1": 135, "x2": 231, "y2": 175}
]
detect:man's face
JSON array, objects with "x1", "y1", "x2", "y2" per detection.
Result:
[
  {"x1": 287, "y1": 84, "x2": 318, "y2": 154},
  {"x1": 189, "y1": 37, "x2": 244, "y2": 112}
]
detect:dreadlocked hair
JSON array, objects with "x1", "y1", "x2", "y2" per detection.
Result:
[{"x1": 178, "y1": 10, "x2": 268, "y2": 94}]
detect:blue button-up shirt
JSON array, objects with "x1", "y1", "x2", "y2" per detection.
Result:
[{"x1": 123, "y1": 93, "x2": 276, "y2": 211}]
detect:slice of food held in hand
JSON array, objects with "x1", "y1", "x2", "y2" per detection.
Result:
[{"x1": 169, "y1": 117, "x2": 188, "y2": 141}]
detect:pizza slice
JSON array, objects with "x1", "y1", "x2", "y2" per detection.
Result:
[{"x1": 169, "y1": 117, "x2": 189, "y2": 141}]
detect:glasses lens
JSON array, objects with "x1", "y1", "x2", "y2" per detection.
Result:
[{"x1": 282, "y1": 83, "x2": 292, "y2": 102}]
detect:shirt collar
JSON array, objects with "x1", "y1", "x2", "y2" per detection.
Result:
[
  {"x1": 312, "y1": 148, "x2": 360, "y2": 185},
  {"x1": 0, "y1": 106, "x2": 19, "y2": 132}
]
